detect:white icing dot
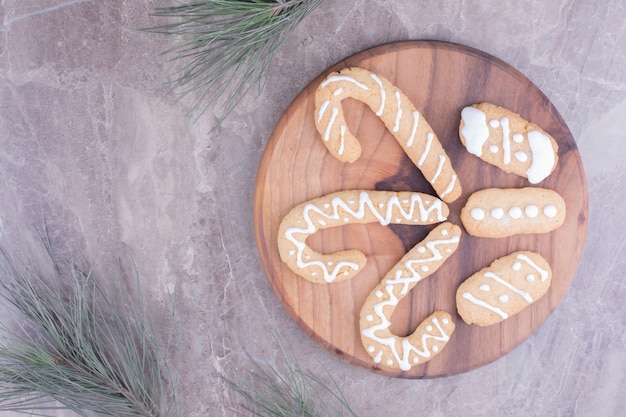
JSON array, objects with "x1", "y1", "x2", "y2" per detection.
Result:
[
  {"x1": 527, "y1": 274, "x2": 536, "y2": 282},
  {"x1": 289, "y1": 249, "x2": 295, "y2": 256},
  {"x1": 490, "y1": 119, "x2": 500, "y2": 128},
  {"x1": 442, "y1": 318, "x2": 449, "y2": 325},
  {"x1": 348, "y1": 200, "x2": 355, "y2": 204},
  {"x1": 343, "y1": 217, "x2": 350, "y2": 222},
  {"x1": 368, "y1": 346, "x2": 375, "y2": 353},
  {"x1": 512, "y1": 261, "x2": 522, "y2": 271},
  {"x1": 471, "y1": 208, "x2": 486, "y2": 220},
  {"x1": 426, "y1": 325, "x2": 433, "y2": 332},
  {"x1": 445, "y1": 248, "x2": 452, "y2": 253},
  {"x1": 509, "y1": 206, "x2": 523, "y2": 219},
  {"x1": 304, "y1": 255, "x2": 311, "y2": 259},
  {"x1": 386, "y1": 359, "x2": 393, "y2": 366},
  {"x1": 343, "y1": 271, "x2": 349, "y2": 276},
  {"x1": 499, "y1": 294, "x2": 510, "y2": 303},
  {"x1": 441, "y1": 229, "x2": 449, "y2": 236},
  {"x1": 318, "y1": 219, "x2": 326, "y2": 225},
  {"x1": 376, "y1": 290, "x2": 384, "y2": 298},
  {"x1": 525, "y1": 204, "x2": 539, "y2": 218},
  {"x1": 402, "y1": 199, "x2": 409, "y2": 204},
  {"x1": 417, "y1": 246, "x2": 426, "y2": 253},
  {"x1": 323, "y1": 203, "x2": 330, "y2": 208},
  {"x1": 378, "y1": 203, "x2": 384, "y2": 208},
  {"x1": 479, "y1": 284, "x2": 490, "y2": 291},
  {"x1": 396, "y1": 218, "x2": 402, "y2": 222},
  {"x1": 432, "y1": 345, "x2": 439, "y2": 352},
  {"x1": 491, "y1": 207, "x2": 504, "y2": 219},
  {"x1": 366, "y1": 314, "x2": 373, "y2": 322},
  {"x1": 489, "y1": 144, "x2": 499, "y2": 153},
  {"x1": 544, "y1": 205, "x2": 557, "y2": 218},
  {"x1": 413, "y1": 357, "x2": 419, "y2": 363},
  {"x1": 513, "y1": 133, "x2": 524, "y2": 143},
  {"x1": 327, "y1": 261, "x2": 333, "y2": 266},
  {"x1": 311, "y1": 272, "x2": 317, "y2": 276},
  {"x1": 421, "y1": 265, "x2": 429, "y2": 272},
  {"x1": 514, "y1": 151, "x2": 528, "y2": 162}
]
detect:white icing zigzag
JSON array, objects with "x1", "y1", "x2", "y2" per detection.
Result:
[{"x1": 360, "y1": 223, "x2": 461, "y2": 370}]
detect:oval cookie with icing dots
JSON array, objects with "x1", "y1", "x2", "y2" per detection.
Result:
[
  {"x1": 460, "y1": 187, "x2": 566, "y2": 238},
  {"x1": 456, "y1": 251, "x2": 552, "y2": 326},
  {"x1": 315, "y1": 67, "x2": 462, "y2": 202},
  {"x1": 278, "y1": 190, "x2": 449, "y2": 284},
  {"x1": 360, "y1": 222, "x2": 460, "y2": 370},
  {"x1": 459, "y1": 102, "x2": 559, "y2": 184}
]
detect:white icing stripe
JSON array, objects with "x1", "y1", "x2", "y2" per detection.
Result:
[
  {"x1": 338, "y1": 125, "x2": 346, "y2": 155},
  {"x1": 393, "y1": 91, "x2": 402, "y2": 132},
  {"x1": 370, "y1": 73, "x2": 385, "y2": 116},
  {"x1": 526, "y1": 130, "x2": 556, "y2": 183},
  {"x1": 431, "y1": 154, "x2": 445, "y2": 184},
  {"x1": 418, "y1": 132, "x2": 434, "y2": 167},
  {"x1": 516, "y1": 253, "x2": 549, "y2": 281},
  {"x1": 462, "y1": 292, "x2": 508, "y2": 319},
  {"x1": 440, "y1": 174, "x2": 457, "y2": 199},
  {"x1": 484, "y1": 272, "x2": 533, "y2": 303},
  {"x1": 318, "y1": 100, "x2": 330, "y2": 123},
  {"x1": 407, "y1": 111, "x2": 420, "y2": 147},
  {"x1": 501, "y1": 117, "x2": 511, "y2": 165},
  {"x1": 323, "y1": 107, "x2": 339, "y2": 142},
  {"x1": 321, "y1": 75, "x2": 369, "y2": 90},
  {"x1": 285, "y1": 192, "x2": 447, "y2": 283}
]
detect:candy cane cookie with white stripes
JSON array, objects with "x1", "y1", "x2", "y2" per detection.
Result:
[
  {"x1": 456, "y1": 251, "x2": 552, "y2": 326},
  {"x1": 314, "y1": 67, "x2": 462, "y2": 203},
  {"x1": 360, "y1": 222, "x2": 461, "y2": 371},
  {"x1": 278, "y1": 190, "x2": 449, "y2": 284}
]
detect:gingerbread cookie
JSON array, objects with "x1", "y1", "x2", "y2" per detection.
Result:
[
  {"x1": 460, "y1": 187, "x2": 566, "y2": 238},
  {"x1": 278, "y1": 190, "x2": 449, "y2": 284},
  {"x1": 456, "y1": 251, "x2": 552, "y2": 326},
  {"x1": 459, "y1": 102, "x2": 559, "y2": 184},
  {"x1": 360, "y1": 222, "x2": 460, "y2": 370},
  {"x1": 315, "y1": 67, "x2": 462, "y2": 202}
]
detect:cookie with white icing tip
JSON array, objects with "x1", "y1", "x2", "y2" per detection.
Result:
[
  {"x1": 315, "y1": 67, "x2": 462, "y2": 202},
  {"x1": 459, "y1": 102, "x2": 559, "y2": 184},
  {"x1": 456, "y1": 251, "x2": 552, "y2": 326},
  {"x1": 360, "y1": 222, "x2": 460, "y2": 370},
  {"x1": 460, "y1": 187, "x2": 566, "y2": 238},
  {"x1": 278, "y1": 190, "x2": 449, "y2": 284}
]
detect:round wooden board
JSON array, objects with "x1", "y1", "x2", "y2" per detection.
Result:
[{"x1": 254, "y1": 41, "x2": 588, "y2": 378}]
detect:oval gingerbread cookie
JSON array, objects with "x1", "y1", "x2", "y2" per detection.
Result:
[
  {"x1": 459, "y1": 102, "x2": 558, "y2": 184},
  {"x1": 456, "y1": 251, "x2": 552, "y2": 326},
  {"x1": 460, "y1": 187, "x2": 566, "y2": 238}
]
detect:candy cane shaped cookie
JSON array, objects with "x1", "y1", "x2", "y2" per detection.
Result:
[
  {"x1": 278, "y1": 190, "x2": 449, "y2": 284},
  {"x1": 314, "y1": 67, "x2": 462, "y2": 203},
  {"x1": 360, "y1": 223, "x2": 461, "y2": 370}
]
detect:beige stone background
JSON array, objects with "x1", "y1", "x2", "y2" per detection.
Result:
[{"x1": 0, "y1": 1, "x2": 624, "y2": 416}]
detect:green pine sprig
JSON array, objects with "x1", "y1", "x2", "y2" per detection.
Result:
[
  {"x1": 220, "y1": 333, "x2": 359, "y2": 417},
  {"x1": 145, "y1": 0, "x2": 325, "y2": 123},
  {"x1": 0, "y1": 237, "x2": 177, "y2": 417}
]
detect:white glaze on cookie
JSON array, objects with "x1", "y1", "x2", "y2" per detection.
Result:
[
  {"x1": 360, "y1": 223, "x2": 460, "y2": 370},
  {"x1": 279, "y1": 191, "x2": 448, "y2": 284},
  {"x1": 315, "y1": 67, "x2": 462, "y2": 202},
  {"x1": 461, "y1": 187, "x2": 566, "y2": 238},
  {"x1": 456, "y1": 251, "x2": 552, "y2": 326},
  {"x1": 459, "y1": 103, "x2": 558, "y2": 183}
]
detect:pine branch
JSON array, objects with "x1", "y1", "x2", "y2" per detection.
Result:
[
  {"x1": 145, "y1": 0, "x2": 325, "y2": 124},
  {"x1": 0, "y1": 237, "x2": 177, "y2": 417}
]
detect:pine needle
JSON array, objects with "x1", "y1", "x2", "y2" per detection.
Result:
[
  {"x1": 220, "y1": 333, "x2": 359, "y2": 417},
  {"x1": 0, "y1": 236, "x2": 177, "y2": 417},
  {"x1": 145, "y1": 0, "x2": 325, "y2": 123}
]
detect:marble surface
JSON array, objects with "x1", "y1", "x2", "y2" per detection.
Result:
[{"x1": 0, "y1": 1, "x2": 624, "y2": 416}]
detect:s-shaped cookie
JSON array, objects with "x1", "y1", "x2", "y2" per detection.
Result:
[
  {"x1": 360, "y1": 222, "x2": 461, "y2": 370},
  {"x1": 278, "y1": 190, "x2": 449, "y2": 284},
  {"x1": 314, "y1": 67, "x2": 462, "y2": 203}
]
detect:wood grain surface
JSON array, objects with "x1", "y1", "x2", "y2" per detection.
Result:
[{"x1": 253, "y1": 41, "x2": 588, "y2": 378}]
